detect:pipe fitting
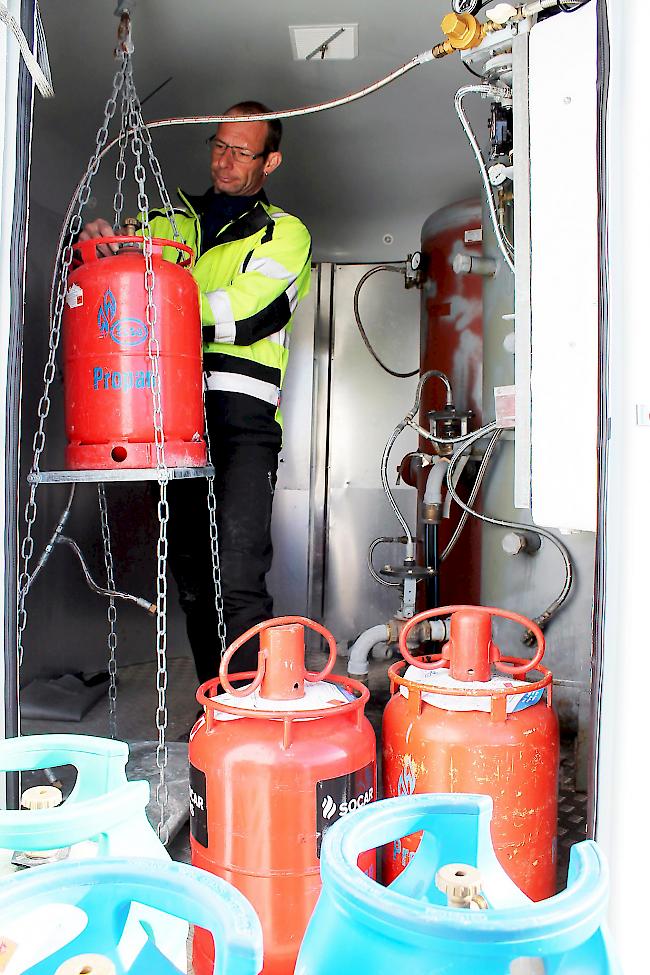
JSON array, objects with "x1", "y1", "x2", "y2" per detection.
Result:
[
  {"x1": 347, "y1": 623, "x2": 390, "y2": 679},
  {"x1": 453, "y1": 252, "x2": 498, "y2": 277},
  {"x1": 421, "y1": 501, "x2": 443, "y2": 525}
]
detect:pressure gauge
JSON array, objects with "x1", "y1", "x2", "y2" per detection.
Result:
[{"x1": 451, "y1": 0, "x2": 482, "y2": 15}]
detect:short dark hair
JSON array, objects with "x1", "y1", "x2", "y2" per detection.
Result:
[{"x1": 224, "y1": 101, "x2": 282, "y2": 156}]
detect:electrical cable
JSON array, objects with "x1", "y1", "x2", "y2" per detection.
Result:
[
  {"x1": 353, "y1": 265, "x2": 418, "y2": 378},
  {"x1": 445, "y1": 426, "x2": 574, "y2": 642},
  {"x1": 441, "y1": 428, "x2": 502, "y2": 561},
  {"x1": 455, "y1": 84, "x2": 515, "y2": 274},
  {"x1": 462, "y1": 61, "x2": 486, "y2": 81}
]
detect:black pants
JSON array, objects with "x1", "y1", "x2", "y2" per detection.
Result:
[{"x1": 167, "y1": 441, "x2": 278, "y2": 684}]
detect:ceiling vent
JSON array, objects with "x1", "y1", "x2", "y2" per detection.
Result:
[{"x1": 289, "y1": 24, "x2": 359, "y2": 61}]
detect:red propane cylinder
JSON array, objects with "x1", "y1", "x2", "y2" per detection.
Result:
[
  {"x1": 382, "y1": 605, "x2": 559, "y2": 901},
  {"x1": 189, "y1": 616, "x2": 377, "y2": 975},
  {"x1": 63, "y1": 235, "x2": 206, "y2": 470}
]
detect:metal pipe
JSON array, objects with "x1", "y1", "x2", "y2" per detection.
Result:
[{"x1": 423, "y1": 523, "x2": 440, "y2": 608}]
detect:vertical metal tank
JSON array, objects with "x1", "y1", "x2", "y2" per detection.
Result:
[{"x1": 419, "y1": 201, "x2": 484, "y2": 606}]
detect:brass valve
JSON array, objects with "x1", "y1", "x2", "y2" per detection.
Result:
[
  {"x1": 432, "y1": 12, "x2": 504, "y2": 58},
  {"x1": 122, "y1": 216, "x2": 139, "y2": 236}
]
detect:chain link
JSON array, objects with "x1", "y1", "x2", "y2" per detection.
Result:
[
  {"x1": 98, "y1": 484, "x2": 118, "y2": 739},
  {"x1": 113, "y1": 74, "x2": 130, "y2": 230},
  {"x1": 124, "y1": 63, "x2": 181, "y2": 241},
  {"x1": 17, "y1": 55, "x2": 129, "y2": 668},
  {"x1": 125, "y1": 59, "x2": 171, "y2": 844},
  {"x1": 202, "y1": 398, "x2": 228, "y2": 658}
]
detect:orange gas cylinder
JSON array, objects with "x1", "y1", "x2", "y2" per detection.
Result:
[
  {"x1": 63, "y1": 235, "x2": 206, "y2": 470},
  {"x1": 382, "y1": 605, "x2": 558, "y2": 901},
  {"x1": 189, "y1": 616, "x2": 376, "y2": 975}
]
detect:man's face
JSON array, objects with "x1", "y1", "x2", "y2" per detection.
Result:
[{"x1": 210, "y1": 116, "x2": 281, "y2": 196}]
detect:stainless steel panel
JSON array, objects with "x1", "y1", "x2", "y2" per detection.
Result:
[
  {"x1": 306, "y1": 265, "x2": 333, "y2": 627},
  {"x1": 324, "y1": 264, "x2": 420, "y2": 644},
  {"x1": 267, "y1": 268, "x2": 317, "y2": 617}
]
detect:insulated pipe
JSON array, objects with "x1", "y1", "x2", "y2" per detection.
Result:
[
  {"x1": 347, "y1": 624, "x2": 390, "y2": 679},
  {"x1": 423, "y1": 457, "x2": 448, "y2": 505}
]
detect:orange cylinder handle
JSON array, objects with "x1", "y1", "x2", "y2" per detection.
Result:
[
  {"x1": 398, "y1": 604, "x2": 545, "y2": 678},
  {"x1": 73, "y1": 235, "x2": 194, "y2": 267},
  {"x1": 219, "y1": 616, "x2": 338, "y2": 698}
]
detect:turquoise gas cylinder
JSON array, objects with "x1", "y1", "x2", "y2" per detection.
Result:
[
  {"x1": 0, "y1": 857, "x2": 263, "y2": 974},
  {"x1": 296, "y1": 795, "x2": 621, "y2": 975},
  {"x1": 0, "y1": 735, "x2": 187, "y2": 972}
]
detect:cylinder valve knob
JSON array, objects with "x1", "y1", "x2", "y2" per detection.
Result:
[
  {"x1": 55, "y1": 955, "x2": 116, "y2": 975},
  {"x1": 436, "y1": 863, "x2": 487, "y2": 909},
  {"x1": 20, "y1": 785, "x2": 63, "y2": 811}
]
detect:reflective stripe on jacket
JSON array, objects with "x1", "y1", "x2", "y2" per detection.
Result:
[{"x1": 148, "y1": 188, "x2": 311, "y2": 430}]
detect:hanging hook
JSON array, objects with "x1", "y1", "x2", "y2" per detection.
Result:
[{"x1": 114, "y1": 2, "x2": 134, "y2": 56}]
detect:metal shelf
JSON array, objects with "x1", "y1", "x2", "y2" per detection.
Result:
[{"x1": 28, "y1": 465, "x2": 215, "y2": 484}]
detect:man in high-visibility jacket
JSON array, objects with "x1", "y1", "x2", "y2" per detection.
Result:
[{"x1": 80, "y1": 102, "x2": 311, "y2": 682}]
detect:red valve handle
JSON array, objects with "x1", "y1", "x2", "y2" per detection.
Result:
[
  {"x1": 218, "y1": 616, "x2": 338, "y2": 698},
  {"x1": 398, "y1": 604, "x2": 545, "y2": 678},
  {"x1": 73, "y1": 235, "x2": 194, "y2": 267}
]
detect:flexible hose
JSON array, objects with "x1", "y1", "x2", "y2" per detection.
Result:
[
  {"x1": 454, "y1": 84, "x2": 515, "y2": 274},
  {"x1": 353, "y1": 266, "x2": 418, "y2": 378},
  {"x1": 50, "y1": 49, "x2": 436, "y2": 318},
  {"x1": 380, "y1": 371, "x2": 457, "y2": 554},
  {"x1": 445, "y1": 426, "x2": 574, "y2": 641},
  {"x1": 25, "y1": 484, "x2": 76, "y2": 593},
  {"x1": 367, "y1": 536, "x2": 405, "y2": 589},
  {"x1": 441, "y1": 428, "x2": 502, "y2": 561},
  {"x1": 57, "y1": 535, "x2": 156, "y2": 614}
]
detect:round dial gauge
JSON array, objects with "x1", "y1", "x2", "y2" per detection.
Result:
[{"x1": 451, "y1": 0, "x2": 482, "y2": 14}]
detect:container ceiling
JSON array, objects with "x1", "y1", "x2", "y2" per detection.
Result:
[{"x1": 31, "y1": 1, "x2": 483, "y2": 261}]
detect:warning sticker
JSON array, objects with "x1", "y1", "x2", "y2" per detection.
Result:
[
  {"x1": 189, "y1": 764, "x2": 208, "y2": 847},
  {"x1": 316, "y1": 761, "x2": 375, "y2": 857}
]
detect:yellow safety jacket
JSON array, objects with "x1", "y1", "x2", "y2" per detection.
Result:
[{"x1": 148, "y1": 188, "x2": 311, "y2": 435}]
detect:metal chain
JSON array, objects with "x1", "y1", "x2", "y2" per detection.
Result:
[
  {"x1": 202, "y1": 397, "x2": 228, "y2": 658},
  {"x1": 98, "y1": 484, "x2": 118, "y2": 739},
  {"x1": 125, "y1": 63, "x2": 182, "y2": 241},
  {"x1": 113, "y1": 74, "x2": 130, "y2": 230},
  {"x1": 126, "y1": 61, "x2": 171, "y2": 844},
  {"x1": 17, "y1": 55, "x2": 129, "y2": 667}
]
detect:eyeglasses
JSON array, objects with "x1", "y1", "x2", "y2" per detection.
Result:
[{"x1": 206, "y1": 136, "x2": 265, "y2": 162}]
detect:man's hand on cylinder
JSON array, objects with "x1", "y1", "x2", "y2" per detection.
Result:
[{"x1": 78, "y1": 218, "x2": 119, "y2": 257}]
